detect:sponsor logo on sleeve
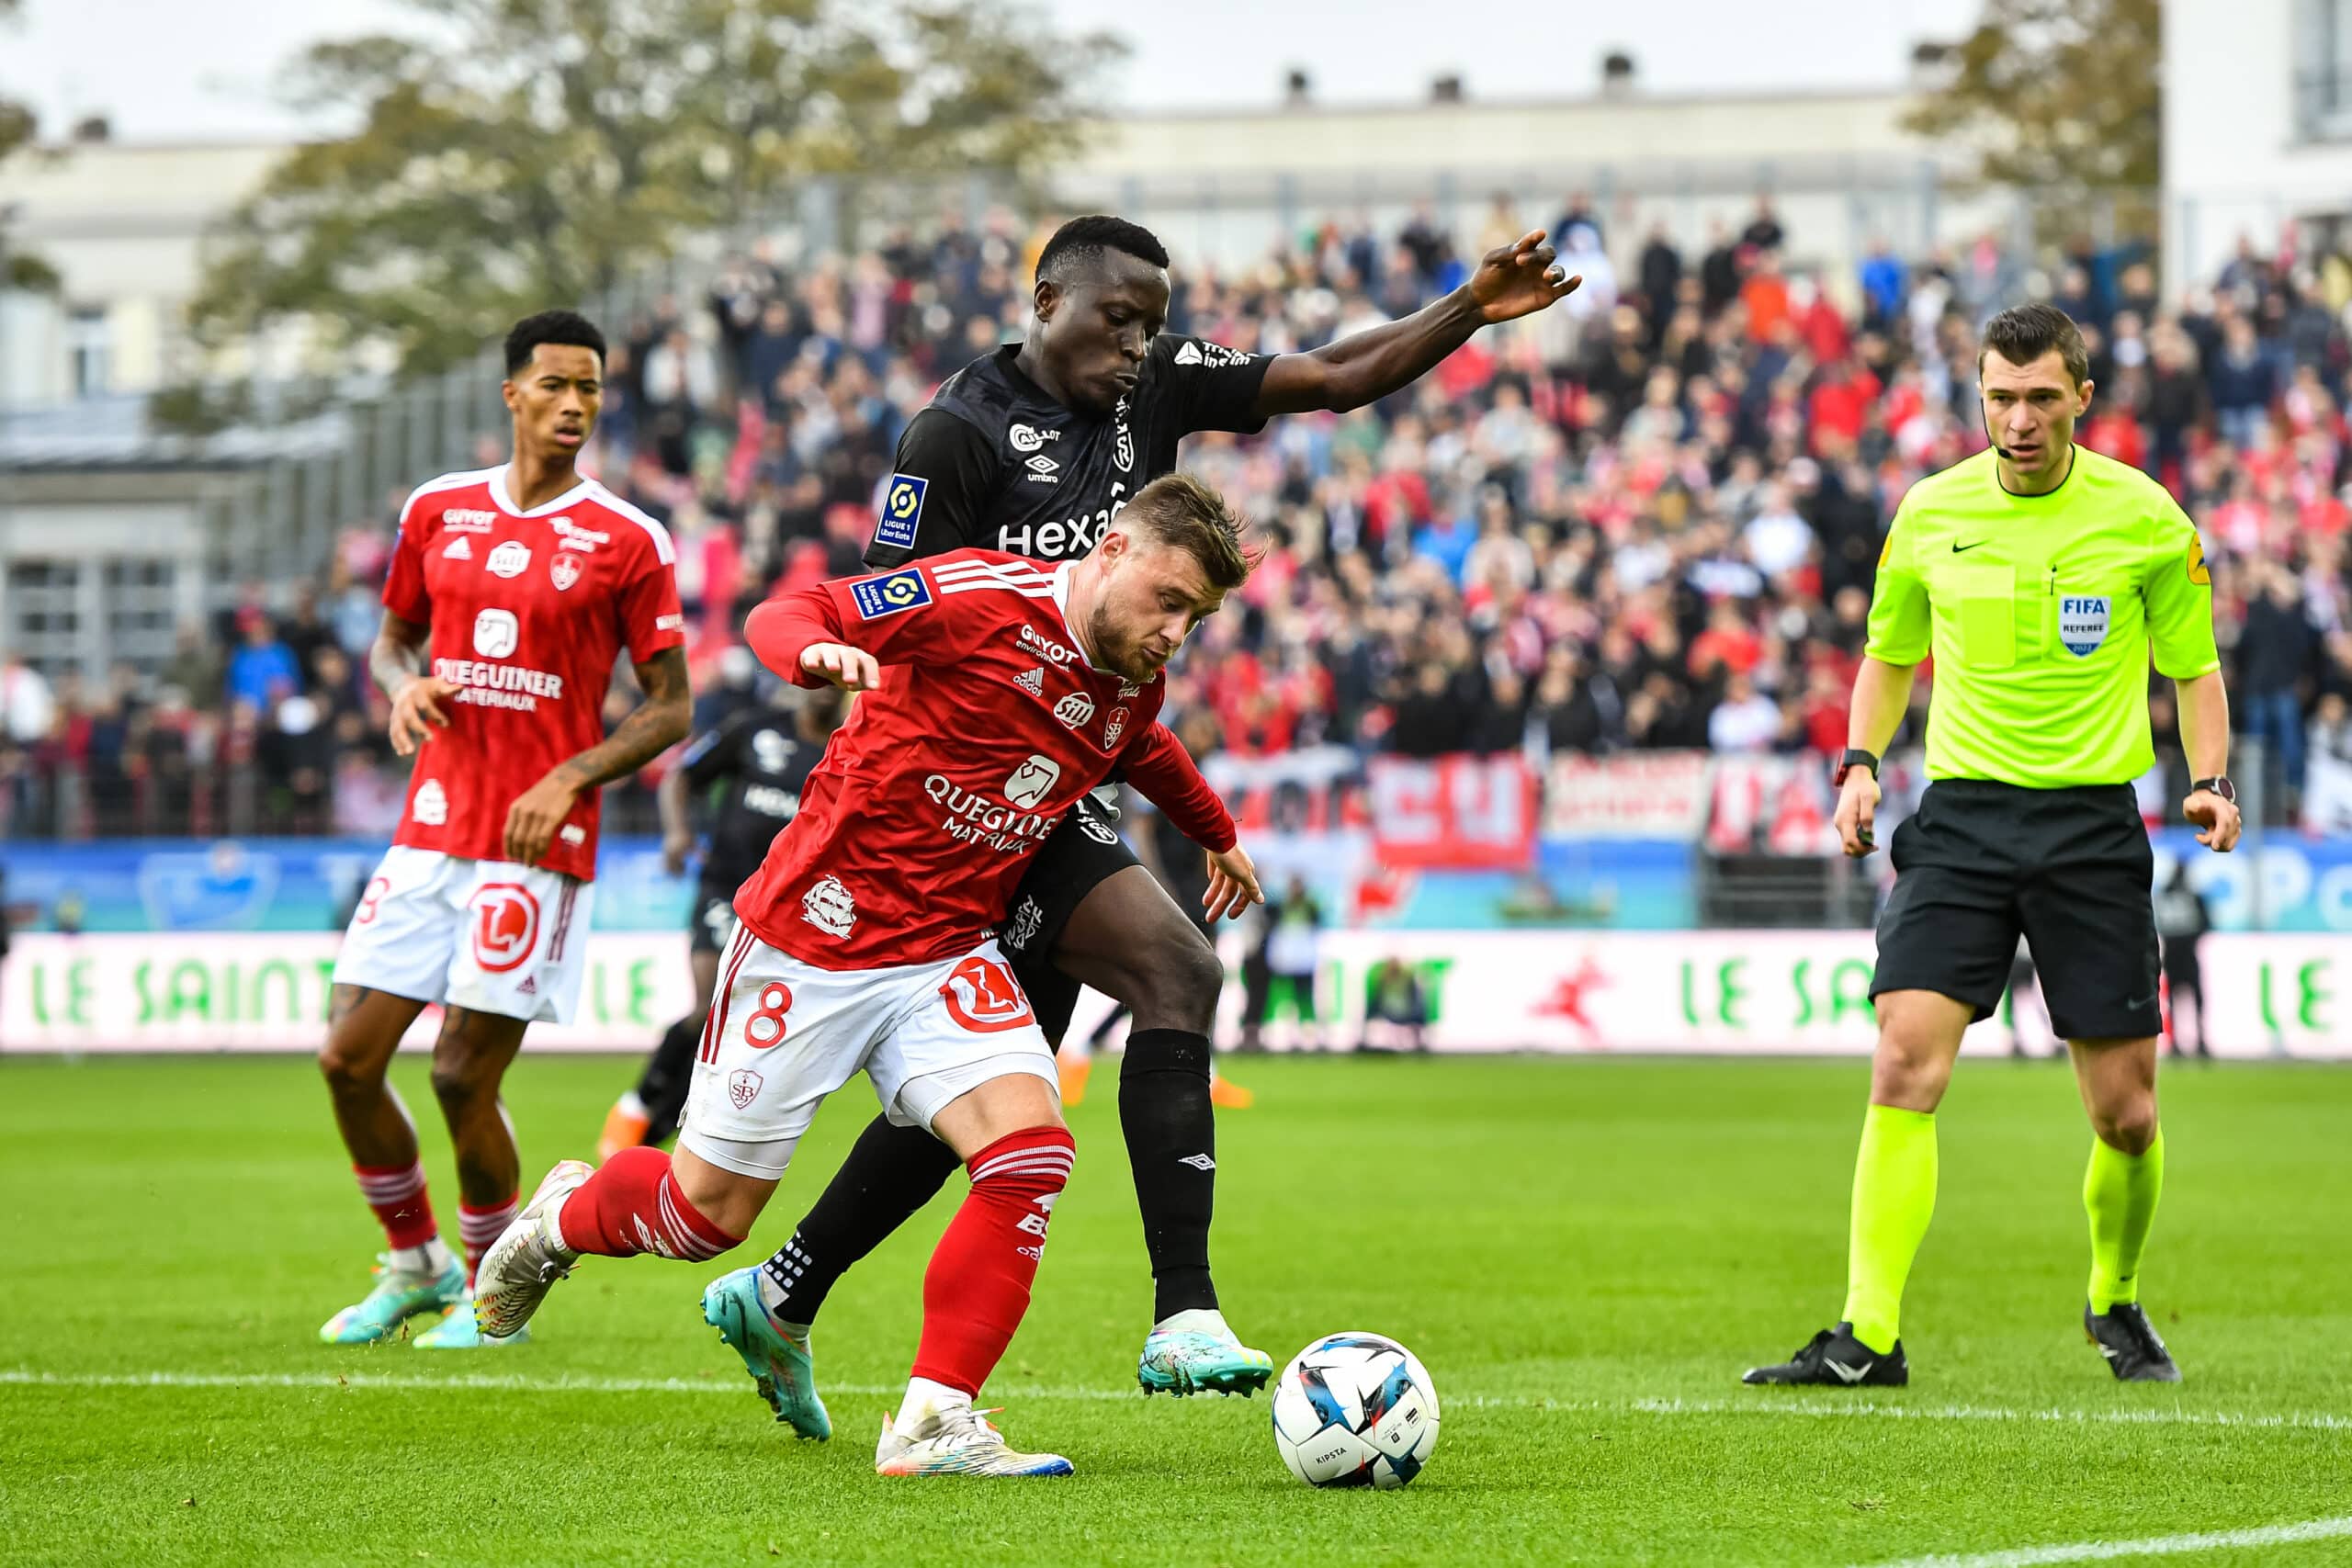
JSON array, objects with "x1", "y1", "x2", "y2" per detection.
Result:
[
  {"x1": 851, "y1": 568, "x2": 933, "y2": 620},
  {"x1": 472, "y1": 608, "x2": 519, "y2": 659},
  {"x1": 873, "y1": 473, "x2": 927, "y2": 552},
  {"x1": 1172, "y1": 339, "x2": 1255, "y2": 368},
  {"x1": 2188, "y1": 535, "x2": 2210, "y2": 586},
  {"x1": 800, "y1": 874, "x2": 857, "y2": 938},
  {"x1": 656, "y1": 614, "x2": 685, "y2": 631},
  {"x1": 486, "y1": 540, "x2": 531, "y2": 579}
]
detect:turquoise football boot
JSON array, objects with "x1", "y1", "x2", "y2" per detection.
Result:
[
  {"x1": 1137, "y1": 1309, "x2": 1275, "y2": 1397},
  {"x1": 701, "y1": 1267, "x2": 832, "y2": 1439},
  {"x1": 412, "y1": 1294, "x2": 530, "y2": 1349},
  {"x1": 319, "y1": 1255, "x2": 467, "y2": 1345}
]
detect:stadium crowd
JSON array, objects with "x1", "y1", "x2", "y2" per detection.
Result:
[{"x1": 6, "y1": 197, "x2": 2352, "y2": 840}]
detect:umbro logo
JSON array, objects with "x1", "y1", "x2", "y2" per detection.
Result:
[
  {"x1": 1014, "y1": 666, "x2": 1046, "y2": 696},
  {"x1": 1178, "y1": 1153, "x2": 1216, "y2": 1171},
  {"x1": 443, "y1": 536, "x2": 473, "y2": 559},
  {"x1": 1825, "y1": 1358, "x2": 1872, "y2": 1383}
]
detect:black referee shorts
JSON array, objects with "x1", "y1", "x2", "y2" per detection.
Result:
[
  {"x1": 995, "y1": 793, "x2": 1137, "y2": 1046},
  {"x1": 1871, "y1": 779, "x2": 2161, "y2": 1042}
]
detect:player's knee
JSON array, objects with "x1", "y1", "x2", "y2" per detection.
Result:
[
  {"x1": 427, "y1": 1051, "x2": 498, "y2": 1112},
  {"x1": 1129, "y1": 935, "x2": 1225, "y2": 1032},
  {"x1": 316, "y1": 1037, "x2": 384, "y2": 1100},
  {"x1": 2092, "y1": 1098, "x2": 2159, "y2": 1156}
]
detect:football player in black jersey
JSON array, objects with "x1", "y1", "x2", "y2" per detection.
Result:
[
  {"x1": 745, "y1": 213, "x2": 1577, "y2": 1417},
  {"x1": 598, "y1": 685, "x2": 843, "y2": 1159}
]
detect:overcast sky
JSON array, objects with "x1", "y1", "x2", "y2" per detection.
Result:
[{"x1": 4, "y1": 0, "x2": 1984, "y2": 142}]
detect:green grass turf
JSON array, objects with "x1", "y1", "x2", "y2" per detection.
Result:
[{"x1": 3, "y1": 1052, "x2": 2350, "y2": 1567}]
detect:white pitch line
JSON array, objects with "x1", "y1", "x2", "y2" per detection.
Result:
[
  {"x1": 5, "y1": 1370, "x2": 2350, "y2": 1436},
  {"x1": 1868, "y1": 1514, "x2": 2352, "y2": 1567}
]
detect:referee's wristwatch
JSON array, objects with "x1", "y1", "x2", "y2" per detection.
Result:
[
  {"x1": 1834, "y1": 748, "x2": 1880, "y2": 787},
  {"x1": 2189, "y1": 775, "x2": 2236, "y2": 804}
]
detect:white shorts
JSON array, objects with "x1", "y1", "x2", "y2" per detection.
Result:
[
  {"x1": 332, "y1": 845, "x2": 594, "y2": 1024},
  {"x1": 679, "y1": 929, "x2": 1057, "y2": 1180}
]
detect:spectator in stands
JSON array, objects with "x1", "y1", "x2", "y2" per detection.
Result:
[
  {"x1": 2237, "y1": 559, "x2": 2317, "y2": 812},
  {"x1": 224, "y1": 608, "x2": 300, "y2": 714}
]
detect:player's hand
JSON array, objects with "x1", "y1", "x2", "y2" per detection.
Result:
[
  {"x1": 799, "y1": 641, "x2": 882, "y2": 693},
  {"x1": 388, "y1": 674, "x2": 458, "y2": 757},
  {"x1": 2184, "y1": 788, "x2": 2242, "y2": 852},
  {"x1": 661, "y1": 830, "x2": 693, "y2": 877},
  {"x1": 1835, "y1": 768, "x2": 1883, "y2": 858},
  {"x1": 1203, "y1": 841, "x2": 1265, "y2": 923},
  {"x1": 1468, "y1": 230, "x2": 1581, "y2": 324},
  {"x1": 503, "y1": 770, "x2": 582, "y2": 865}
]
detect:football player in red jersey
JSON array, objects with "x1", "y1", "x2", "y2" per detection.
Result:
[
  {"x1": 317, "y1": 310, "x2": 693, "y2": 1349},
  {"x1": 477, "y1": 475, "x2": 1261, "y2": 1476}
]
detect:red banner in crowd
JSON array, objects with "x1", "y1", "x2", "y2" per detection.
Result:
[{"x1": 1368, "y1": 754, "x2": 1540, "y2": 868}]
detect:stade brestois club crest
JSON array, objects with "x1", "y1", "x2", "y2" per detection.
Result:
[{"x1": 2059, "y1": 595, "x2": 2110, "y2": 658}]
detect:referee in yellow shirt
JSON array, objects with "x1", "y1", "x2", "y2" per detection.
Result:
[{"x1": 1744, "y1": 303, "x2": 2242, "y2": 1389}]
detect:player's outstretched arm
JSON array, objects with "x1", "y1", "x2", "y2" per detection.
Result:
[
  {"x1": 372, "y1": 610, "x2": 455, "y2": 758},
  {"x1": 1251, "y1": 230, "x2": 1579, "y2": 418},
  {"x1": 502, "y1": 647, "x2": 693, "y2": 865}
]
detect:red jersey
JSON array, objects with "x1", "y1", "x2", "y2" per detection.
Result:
[
  {"x1": 381, "y1": 464, "x2": 686, "y2": 881},
  {"x1": 739, "y1": 550, "x2": 1236, "y2": 968}
]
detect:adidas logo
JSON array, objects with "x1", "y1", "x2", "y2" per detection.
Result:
[
  {"x1": 516, "y1": 976, "x2": 537, "y2": 995},
  {"x1": 444, "y1": 536, "x2": 474, "y2": 559},
  {"x1": 1014, "y1": 666, "x2": 1045, "y2": 696}
]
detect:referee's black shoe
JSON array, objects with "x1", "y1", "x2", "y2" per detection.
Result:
[
  {"x1": 1741, "y1": 1322, "x2": 1908, "y2": 1387},
  {"x1": 2085, "y1": 1302, "x2": 2182, "y2": 1382}
]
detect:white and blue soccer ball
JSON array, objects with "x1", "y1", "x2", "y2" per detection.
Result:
[{"x1": 1270, "y1": 1331, "x2": 1440, "y2": 1489}]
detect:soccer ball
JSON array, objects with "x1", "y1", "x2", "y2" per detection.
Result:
[{"x1": 1270, "y1": 1331, "x2": 1440, "y2": 1489}]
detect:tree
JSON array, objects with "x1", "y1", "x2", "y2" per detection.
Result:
[
  {"x1": 1902, "y1": 0, "x2": 2159, "y2": 196},
  {"x1": 187, "y1": 0, "x2": 1125, "y2": 378},
  {"x1": 0, "y1": 0, "x2": 62, "y2": 292}
]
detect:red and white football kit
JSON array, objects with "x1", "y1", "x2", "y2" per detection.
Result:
[
  {"x1": 676, "y1": 550, "x2": 1235, "y2": 1179},
  {"x1": 334, "y1": 463, "x2": 686, "y2": 1023}
]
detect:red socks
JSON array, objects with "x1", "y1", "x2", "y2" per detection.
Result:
[
  {"x1": 554, "y1": 1145, "x2": 740, "y2": 1262},
  {"x1": 458, "y1": 1197, "x2": 519, "y2": 1287},
  {"x1": 910, "y1": 1126, "x2": 1077, "y2": 1396},
  {"x1": 355, "y1": 1162, "x2": 437, "y2": 1252}
]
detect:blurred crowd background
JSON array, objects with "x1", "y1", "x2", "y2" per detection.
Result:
[{"x1": 8, "y1": 196, "x2": 2352, "y2": 841}]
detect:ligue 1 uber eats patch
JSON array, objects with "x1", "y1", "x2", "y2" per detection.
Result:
[{"x1": 2059, "y1": 595, "x2": 2110, "y2": 658}]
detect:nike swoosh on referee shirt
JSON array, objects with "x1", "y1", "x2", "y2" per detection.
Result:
[{"x1": 1951, "y1": 540, "x2": 1988, "y2": 553}]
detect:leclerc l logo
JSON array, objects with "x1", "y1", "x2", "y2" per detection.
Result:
[
  {"x1": 468, "y1": 882, "x2": 541, "y2": 973},
  {"x1": 940, "y1": 954, "x2": 1035, "y2": 1033}
]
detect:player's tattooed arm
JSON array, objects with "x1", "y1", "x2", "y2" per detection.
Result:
[
  {"x1": 1251, "y1": 230, "x2": 1579, "y2": 417},
  {"x1": 501, "y1": 646, "x2": 693, "y2": 864},
  {"x1": 373, "y1": 610, "x2": 458, "y2": 758}
]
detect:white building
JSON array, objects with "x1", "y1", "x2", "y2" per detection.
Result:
[{"x1": 2165, "y1": 0, "x2": 2352, "y2": 288}]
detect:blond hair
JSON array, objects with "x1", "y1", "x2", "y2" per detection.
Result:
[{"x1": 1120, "y1": 472, "x2": 1258, "y2": 591}]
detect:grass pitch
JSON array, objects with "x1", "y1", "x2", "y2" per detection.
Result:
[{"x1": 3, "y1": 1051, "x2": 2349, "y2": 1566}]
